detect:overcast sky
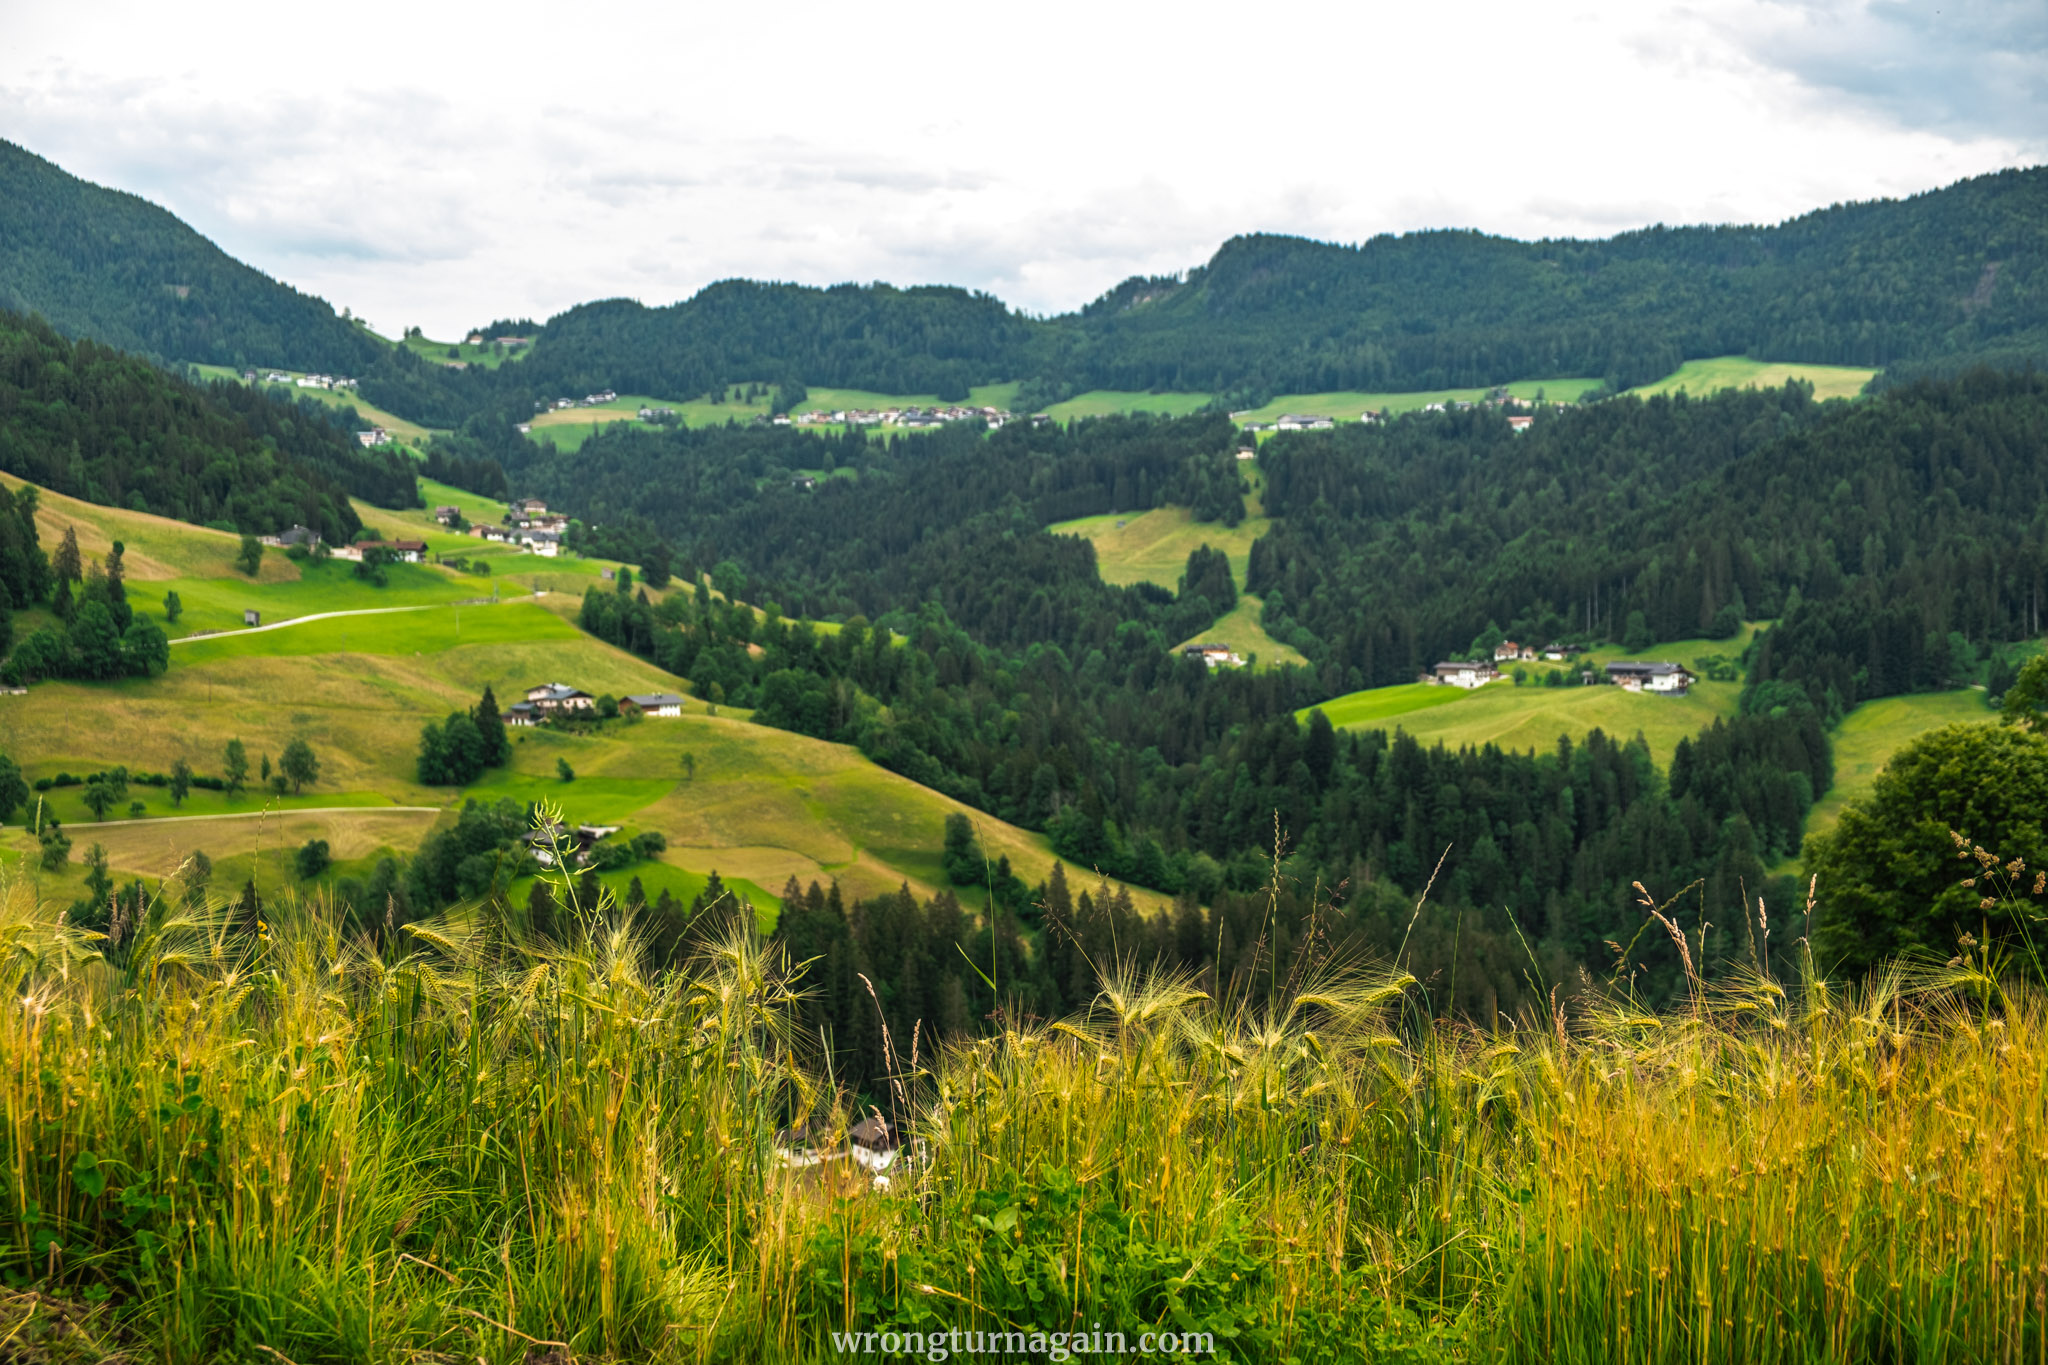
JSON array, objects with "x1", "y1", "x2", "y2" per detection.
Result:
[{"x1": 3, "y1": 0, "x2": 2042, "y2": 338}]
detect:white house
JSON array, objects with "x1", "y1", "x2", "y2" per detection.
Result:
[
  {"x1": 526, "y1": 682, "x2": 595, "y2": 714},
  {"x1": 622, "y1": 692, "x2": 685, "y2": 718},
  {"x1": 1182, "y1": 644, "x2": 1245, "y2": 669},
  {"x1": 1605, "y1": 662, "x2": 1695, "y2": 695},
  {"x1": 1432, "y1": 660, "x2": 1499, "y2": 688}
]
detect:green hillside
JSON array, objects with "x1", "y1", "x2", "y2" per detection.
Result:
[
  {"x1": 0, "y1": 139, "x2": 383, "y2": 373},
  {"x1": 0, "y1": 488, "x2": 1152, "y2": 918}
]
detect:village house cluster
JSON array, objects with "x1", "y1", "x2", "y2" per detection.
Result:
[
  {"x1": 468, "y1": 497, "x2": 567, "y2": 557},
  {"x1": 1237, "y1": 389, "x2": 1564, "y2": 435},
  {"x1": 785, "y1": 404, "x2": 1013, "y2": 430},
  {"x1": 534, "y1": 391, "x2": 618, "y2": 412},
  {"x1": 260, "y1": 524, "x2": 425, "y2": 563},
  {"x1": 246, "y1": 370, "x2": 359, "y2": 392},
  {"x1": 504, "y1": 681, "x2": 685, "y2": 729},
  {"x1": 1427, "y1": 640, "x2": 1696, "y2": 694}
]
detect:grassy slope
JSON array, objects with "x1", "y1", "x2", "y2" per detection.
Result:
[
  {"x1": 0, "y1": 512, "x2": 1158, "y2": 917},
  {"x1": 1040, "y1": 391, "x2": 1217, "y2": 421},
  {"x1": 1765, "y1": 690, "x2": 1998, "y2": 875},
  {"x1": 1048, "y1": 500, "x2": 1306, "y2": 669},
  {"x1": 1048, "y1": 505, "x2": 1269, "y2": 588},
  {"x1": 1303, "y1": 629, "x2": 1762, "y2": 765},
  {"x1": 399, "y1": 333, "x2": 528, "y2": 371},
  {"x1": 190, "y1": 365, "x2": 434, "y2": 441},
  {"x1": 1626, "y1": 356, "x2": 1877, "y2": 402}
]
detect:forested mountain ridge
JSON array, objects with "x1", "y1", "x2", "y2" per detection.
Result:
[
  {"x1": 494, "y1": 164, "x2": 2046, "y2": 413},
  {"x1": 1060, "y1": 165, "x2": 2048, "y2": 395},
  {"x1": 0, "y1": 139, "x2": 386, "y2": 376},
  {"x1": 9, "y1": 136, "x2": 2040, "y2": 429}
]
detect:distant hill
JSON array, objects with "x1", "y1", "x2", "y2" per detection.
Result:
[
  {"x1": 4, "y1": 135, "x2": 2041, "y2": 425},
  {"x1": 1064, "y1": 166, "x2": 2048, "y2": 397},
  {"x1": 499, "y1": 165, "x2": 2047, "y2": 412},
  {"x1": 0, "y1": 139, "x2": 385, "y2": 374}
]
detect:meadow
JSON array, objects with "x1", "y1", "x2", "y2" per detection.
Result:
[
  {"x1": 1, "y1": 578, "x2": 1158, "y2": 918},
  {"x1": 1047, "y1": 504, "x2": 1270, "y2": 589},
  {"x1": 189, "y1": 365, "x2": 435, "y2": 441},
  {"x1": 1625, "y1": 355, "x2": 1878, "y2": 402},
  {"x1": 398, "y1": 331, "x2": 530, "y2": 371},
  {"x1": 0, "y1": 856, "x2": 2037, "y2": 1363},
  {"x1": 1304, "y1": 633, "x2": 1759, "y2": 764},
  {"x1": 1171, "y1": 595, "x2": 1307, "y2": 670}
]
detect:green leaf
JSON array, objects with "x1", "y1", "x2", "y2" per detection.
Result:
[
  {"x1": 989, "y1": 1206, "x2": 1019, "y2": 1234},
  {"x1": 71, "y1": 1150, "x2": 107, "y2": 1198}
]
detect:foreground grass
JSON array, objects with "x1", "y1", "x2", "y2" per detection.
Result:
[{"x1": 0, "y1": 863, "x2": 2040, "y2": 1363}]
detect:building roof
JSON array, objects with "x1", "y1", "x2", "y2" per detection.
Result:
[
  {"x1": 624, "y1": 693, "x2": 685, "y2": 707},
  {"x1": 1605, "y1": 661, "x2": 1687, "y2": 676},
  {"x1": 527, "y1": 682, "x2": 592, "y2": 702}
]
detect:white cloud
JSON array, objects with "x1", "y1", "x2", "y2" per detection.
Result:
[{"x1": 0, "y1": 0, "x2": 2038, "y2": 338}]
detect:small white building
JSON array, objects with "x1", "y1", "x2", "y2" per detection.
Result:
[
  {"x1": 1273, "y1": 413, "x2": 1335, "y2": 431},
  {"x1": 1432, "y1": 661, "x2": 1499, "y2": 688},
  {"x1": 622, "y1": 692, "x2": 685, "y2": 718},
  {"x1": 1605, "y1": 662, "x2": 1695, "y2": 695}
]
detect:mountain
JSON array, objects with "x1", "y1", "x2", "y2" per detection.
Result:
[
  {"x1": 0, "y1": 139, "x2": 385, "y2": 374},
  {"x1": 1059, "y1": 166, "x2": 2048, "y2": 396},
  {"x1": 478, "y1": 165, "x2": 2047, "y2": 414}
]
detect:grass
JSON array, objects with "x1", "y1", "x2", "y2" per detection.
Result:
[
  {"x1": 0, "y1": 867, "x2": 2039, "y2": 1362},
  {"x1": 190, "y1": 364, "x2": 436, "y2": 441},
  {"x1": 2, "y1": 577, "x2": 1150, "y2": 914},
  {"x1": 1304, "y1": 630, "x2": 1763, "y2": 765},
  {"x1": 1039, "y1": 390, "x2": 1218, "y2": 421},
  {"x1": 1625, "y1": 356, "x2": 1877, "y2": 402},
  {"x1": 1174, "y1": 595, "x2": 1307, "y2": 670},
  {"x1": 397, "y1": 332, "x2": 530, "y2": 371},
  {"x1": 1047, "y1": 505, "x2": 1270, "y2": 589},
  {"x1": 1761, "y1": 689, "x2": 2000, "y2": 875}
]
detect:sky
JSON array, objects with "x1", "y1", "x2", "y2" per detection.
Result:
[{"x1": 2, "y1": 0, "x2": 2042, "y2": 339}]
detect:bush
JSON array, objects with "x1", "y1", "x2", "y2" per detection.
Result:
[{"x1": 294, "y1": 839, "x2": 332, "y2": 880}]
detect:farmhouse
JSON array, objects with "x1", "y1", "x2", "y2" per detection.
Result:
[
  {"x1": 512, "y1": 499, "x2": 549, "y2": 517},
  {"x1": 504, "y1": 702, "x2": 542, "y2": 727},
  {"x1": 622, "y1": 693, "x2": 685, "y2": 718},
  {"x1": 1508, "y1": 415, "x2": 1535, "y2": 433},
  {"x1": 465, "y1": 332, "x2": 486, "y2": 345},
  {"x1": 1273, "y1": 414, "x2": 1335, "y2": 431},
  {"x1": 355, "y1": 428, "x2": 391, "y2": 447},
  {"x1": 1432, "y1": 660, "x2": 1499, "y2": 688},
  {"x1": 1182, "y1": 644, "x2": 1245, "y2": 668},
  {"x1": 526, "y1": 682, "x2": 595, "y2": 714},
  {"x1": 1605, "y1": 661, "x2": 1695, "y2": 694},
  {"x1": 386, "y1": 539, "x2": 427, "y2": 563},
  {"x1": 434, "y1": 505, "x2": 461, "y2": 525},
  {"x1": 523, "y1": 821, "x2": 621, "y2": 868},
  {"x1": 470, "y1": 524, "x2": 513, "y2": 543},
  {"x1": 265, "y1": 524, "x2": 322, "y2": 550}
]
